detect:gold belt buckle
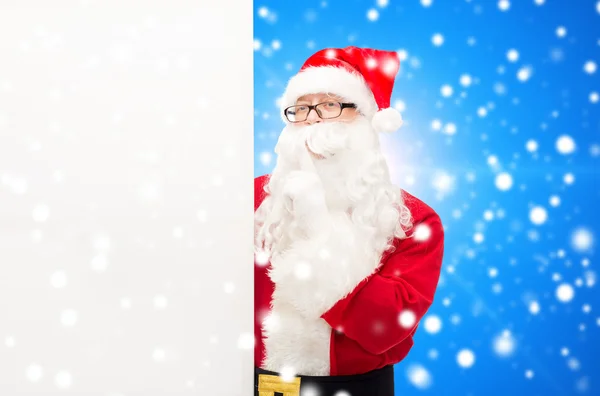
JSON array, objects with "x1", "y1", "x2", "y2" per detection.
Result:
[{"x1": 257, "y1": 373, "x2": 301, "y2": 396}]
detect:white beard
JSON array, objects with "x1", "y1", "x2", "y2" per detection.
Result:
[
  {"x1": 256, "y1": 117, "x2": 408, "y2": 255},
  {"x1": 255, "y1": 116, "x2": 412, "y2": 375}
]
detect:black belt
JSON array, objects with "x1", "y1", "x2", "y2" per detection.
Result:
[{"x1": 254, "y1": 365, "x2": 395, "y2": 396}]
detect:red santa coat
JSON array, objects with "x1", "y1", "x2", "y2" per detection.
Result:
[{"x1": 254, "y1": 174, "x2": 445, "y2": 376}]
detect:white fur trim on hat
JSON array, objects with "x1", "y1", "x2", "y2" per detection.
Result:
[
  {"x1": 280, "y1": 66, "x2": 379, "y2": 123},
  {"x1": 371, "y1": 107, "x2": 404, "y2": 133}
]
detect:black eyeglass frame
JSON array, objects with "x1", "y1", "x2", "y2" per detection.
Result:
[{"x1": 283, "y1": 102, "x2": 358, "y2": 123}]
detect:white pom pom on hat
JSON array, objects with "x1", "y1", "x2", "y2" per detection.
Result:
[
  {"x1": 280, "y1": 46, "x2": 404, "y2": 133},
  {"x1": 371, "y1": 107, "x2": 404, "y2": 133}
]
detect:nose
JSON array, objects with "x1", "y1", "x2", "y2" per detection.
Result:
[{"x1": 304, "y1": 107, "x2": 322, "y2": 125}]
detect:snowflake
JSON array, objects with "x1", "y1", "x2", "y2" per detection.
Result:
[
  {"x1": 556, "y1": 135, "x2": 576, "y2": 154},
  {"x1": 529, "y1": 206, "x2": 548, "y2": 225},
  {"x1": 584, "y1": 60, "x2": 597, "y2": 74},
  {"x1": 456, "y1": 349, "x2": 475, "y2": 368},
  {"x1": 493, "y1": 330, "x2": 517, "y2": 357},
  {"x1": 556, "y1": 283, "x2": 575, "y2": 303},
  {"x1": 529, "y1": 301, "x2": 541, "y2": 315},
  {"x1": 460, "y1": 74, "x2": 473, "y2": 87},
  {"x1": 399, "y1": 309, "x2": 417, "y2": 328},
  {"x1": 563, "y1": 173, "x2": 575, "y2": 185},
  {"x1": 280, "y1": 366, "x2": 297, "y2": 382},
  {"x1": 407, "y1": 364, "x2": 433, "y2": 389},
  {"x1": 423, "y1": 315, "x2": 442, "y2": 334},
  {"x1": 413, "y1": 223, "x2": 432, "y2": 241},
  {"x1": 571, "y1": 228, "x2": 593, "y2": 252},
  {"x1": 55, "y1": 370, "x2": 73, "y2": 389},
  {"x1": 495, "y1": 172, "x2": 513, "y2": 191},
  {"x1": 517, "y1": 66, "x2": 533, "y2": 82},
  {"x1": 366, "y1": 8, "x2": 379, "y2": 21},
  {"x1": 26, "y1": 364, "x2": 44, "y2": 382},
  {"x1": 440, "y1": 84, "x2": 454, "y2": 97},
  {"x1": 431, "y1": 119, "x2": 442, "y2": 130},
  {"x1": 237, "y1": 333, "x2": 255, "y2": 350},
  {"x1": 443, "y1": 123, "x2": 457, "y2": 135},
  {"x1": 498, "y1": 0, "x2": 510, "y2": 11},
  {"x1": 507, "y1": 49, "x2": 519, "y2": 62}
]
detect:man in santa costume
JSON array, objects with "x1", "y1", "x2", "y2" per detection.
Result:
[{"x1": 254, "y1": 46, "x2": 445, "y2": 396}]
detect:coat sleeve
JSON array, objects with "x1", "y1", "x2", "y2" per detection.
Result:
[{"x1": 320, "y1": 208, "x2": 444, "y2": 356}]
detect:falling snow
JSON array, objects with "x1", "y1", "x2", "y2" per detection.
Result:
[
  {"x1": 583, "y1": 61, "x2": 597, "y2": 75},
  {"x1": 564, "y1": 172, "x2": 575, "y2": 185},
  {"x1": 571, "y1": 227, "x2": 593, "y2": 252},
  {"x1": 517, "y1": 66, "x2": 533, "y2": 82},
  {"x1": 50, "y1": 270, "x2": 68, "y2": 288},
  {"x1": 443, "y1": 122, "x2": 457, "y2": 135},
  {"x1": 414, "y1": 223, "x2": 432, "y2": 241},
  {"x1": 407, "y1": 364, "x2": 433, "y2": 389},
  {"x1": 529, "y1": 300, "x2": 541, "y2": 315},
  {"x1": 26, "y1": 364, "x2": 44, "y2": 383},
  {"x1": 556, "y1": 135, "x2": 576, "y2": 155},
  {"x1": 495, "y1": 172, "x2": 514, "y2": 191},
  {"x1": 556, "y1": 283, "x2": 575, "y2": 303},
  {"x1": 367, "y1": 9, "x2": 379, "y2": 22},
  {"x1": 399, "y1": 309, "x2": 417, "y2": 328},
  {"x1": 60, "y1": 309, "x2": 78, "y2": 327},
  {"x1": 248, "y1": 3, "x2": 600, "y2": 394},
  {"x1": 237, "y1": 333, "x2": 255, "y2": 350},
  {"x1": 457, "y1": 349, "x2": 475, "y2": 368},
  {"x1": 529, "y1": 206, "x2": 548, "y2": 225},
  {"x1": 424, "y1": 315, "x2": 442, "y2": 334},
  {"x1": 549, "y1": 195, "x2": 561, "y2": 207},
  {"x1": 498, "y1": 0, "x2": 511, "y2": 12},
  {"x1": 32, "y1": 203, "x2": 50, "y2": 222},
  {"x1": 507, "y1": 49, "x2": 519, "y2": 62},
  {"x1": 440, "y1": 84, "x2": 454, "y2": 97},
  {"x1": 460, "y1": 74, "x2": 472, "y2": 87},
  {"x1": 493, "y1": 330, "x2": 517, "y2": 357},
  {"x1": 55, "y1": 371, "x2": 73, "y2": 390},
  {"x1": 5, "y1": 336, "x2": 16, "y2": 348}
]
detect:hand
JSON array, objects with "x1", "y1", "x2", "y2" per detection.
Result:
[{"x1": 282, "y1": 171, "x2": 329, "y2": 225}]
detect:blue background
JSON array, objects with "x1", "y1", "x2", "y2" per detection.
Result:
[{"x1": 254, "y1": 1, "x2": 599, "y2": 394}]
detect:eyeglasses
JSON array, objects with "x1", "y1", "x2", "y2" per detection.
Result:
[{"x1": 283, "y1": 101, "x2": 357, "y2": 123}]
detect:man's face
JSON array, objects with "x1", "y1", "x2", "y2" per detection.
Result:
[{"x1": 284, "y1": 93, "x2": 360, "y2": 160}]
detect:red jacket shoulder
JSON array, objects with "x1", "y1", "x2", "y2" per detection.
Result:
[{"x1": 400, "y1": 189, "x2": 442, "y2": 233}]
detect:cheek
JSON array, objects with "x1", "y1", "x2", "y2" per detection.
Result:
[{"x1": 340, "y1": 110, "x2": 359, "y2": 121}]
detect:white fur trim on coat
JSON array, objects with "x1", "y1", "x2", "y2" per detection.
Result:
[
  {"x1": 280, "y1": 66, "x2": 379, "y2": 124},
  {"x1": 261, "y1": 300, "x2": 331, "y2": 376}
]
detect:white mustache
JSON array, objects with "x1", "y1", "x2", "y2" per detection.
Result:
[{"x1": 303, "y1": 123, "x2": 350, "y2": 157}]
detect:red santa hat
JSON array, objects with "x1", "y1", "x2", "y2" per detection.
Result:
[{"x1": 280, "y1": 46, "x2": 404, "y2": 133}]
